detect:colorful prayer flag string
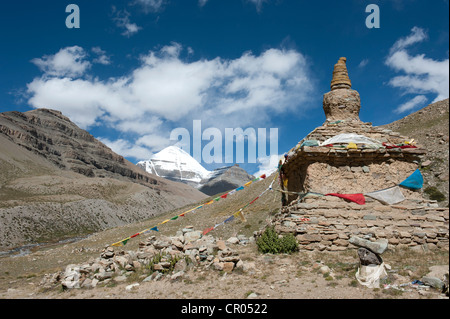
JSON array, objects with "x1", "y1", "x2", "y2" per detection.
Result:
[{"x1": 109, "y1": 173, "x2": 268, "y2": 247}]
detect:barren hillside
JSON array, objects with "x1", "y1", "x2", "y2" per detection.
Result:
[
  {"x1": 0, "y1": 109, "x2": 207, "y2": 251},
  {"x1": 381, "y1": 99, "x2": 449, "y2": 207}
]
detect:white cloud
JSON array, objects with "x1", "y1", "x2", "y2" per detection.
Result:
[
  {"x1": 27, "y1": 43, "x2": 314, "y2": 159},
  {"x1": 112, "y1": 8, "x2": 142, "y2": 37},
  {"x1": 248, "y1": 0, "x2": 268, "y2": 11},
  {"x1": 98, "y1": 137, "x2": 154, "y2": 160},
  {"x1": 134, "y1": 0, "x2": 166, "y2": 12},
  {"x1": 358, "y1": 59, "x2": 369, "y2": 68},
  {"x1": 386, "y1": 27, "x2": 449, "y2": 107},
  {"x1": 390, "y1": 26, "x2": 428, "y2": 53},
  {"x1": 254, "y1": 154, "x2": 281, "y2": 177},
  {"x1": 394, "y1": 95, "x2": 428, "y2": 114},
  {"x1": 92, "y1": 47, "x2": 111, "y2": 65},
  {"x1": 31, "y1": 46, "x2": 91, "y2": 78}
]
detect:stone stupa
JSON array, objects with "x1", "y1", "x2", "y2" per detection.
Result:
[
  {"x1": 279, "y1": 57, "x2": 427, "y2": 203},
  {"x1": 267, "y1": 57, "x2": 448, "y2": 252}
]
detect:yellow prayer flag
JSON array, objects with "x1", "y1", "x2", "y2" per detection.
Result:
[
  {"x1": 244, "y1": 181, "x2": 252, "y2": 187},
  {"x1": 234, "y1": 210, "x2": 247, "y2": 222},
  {"x1": 347, "y1": 142, "x2": 357, "y2": 149},
  {"x1": 160, "y1": 219, "x2": 170, "y2": 225}
]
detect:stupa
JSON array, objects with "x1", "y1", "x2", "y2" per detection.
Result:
[
  {"x1": 268, "y1": 57, "x2": 449, "y2": 252},
  {"x1": 279, "y1": 57, "x2": 427, "y2": 204}
]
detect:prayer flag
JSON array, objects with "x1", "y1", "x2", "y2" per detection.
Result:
[
  {"x1": 203, "y1": 227, "x2": 215, "y2": 235},
  {"x1": 399, "y1": 169, "x2": 423, "y2": 190},
  {"x1": 326, "y1": 193, "x2": 366, "y2": 205},
  {"x1": 366, "y1": 186, "x2": 405, "y2": 205}
]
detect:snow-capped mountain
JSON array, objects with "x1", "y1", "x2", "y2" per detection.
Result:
[
  {"x1": 137, "y1": 146, "x2": 210, "y2": 188},
  {"x1": 137, "y1": 146, "x2": 254, "y2": 195}
]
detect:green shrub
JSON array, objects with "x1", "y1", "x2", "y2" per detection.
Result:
[
  {"x1": 257, "y1": 226, "x2": 298, "y2": 254},
  {"x1": 424, "y1": 187, "x2": 446, "y2": 202}
]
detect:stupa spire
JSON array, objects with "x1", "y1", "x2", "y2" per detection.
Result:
[
  {"x1": 323, "y1": 57, "x2": 361, "y2": 122},
  {"x1": 330, "y1": 57, "x2": 352, "y2": 90}
]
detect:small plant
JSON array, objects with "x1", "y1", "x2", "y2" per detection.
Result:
[
  {"x1": 256, "y1": 226, "x2": 298, "y2": 254},
  {"x1": 424, "y1": 187, "x2": 446, "y2": 202}
]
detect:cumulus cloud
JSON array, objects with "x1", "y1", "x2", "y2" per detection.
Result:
[
  {"x1": 393, "y1": 95, "x2": 428, "y2": 114},
  {"x1": 386, "y1": 27, "x2": 449, "y2": 112},
  {"x1": 27, "y1": 43, "x2": 314, "y2": 160},
  {"x1": 92, "y1": 47, "x2": 111, "y2": 65},
  {"x1": 134, "y1": 0, "x2": 166, "y2": 12},
  {"x1": 31, "y1": 46, "x2": 91, "y2": 78},
  {"x1": 112, "y1": 7, "x2": 142, "y2": 37},
  {"x1": 98, "y1": 137, "x2": 154, "y2": 160},
  {"x1": 254, "y1": 154, "x2": 281, "y2": 177}
]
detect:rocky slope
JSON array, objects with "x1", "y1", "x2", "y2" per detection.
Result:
[
  {"x1": 381, "y1": 99, "x2": 449, "y2": 207},
  {"x1": 0, "y1": 109, "x2": 207, "y2": 252}
]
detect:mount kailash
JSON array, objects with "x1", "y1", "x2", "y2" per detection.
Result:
[{"x1": 137, "y1": 146, "x2": 254, "y2": 196}]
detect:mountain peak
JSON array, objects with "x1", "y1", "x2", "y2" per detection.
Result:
[
  {"x1": 137, "y1": 146, "x2": 255, "y2": 195},
  {"x1": 137, "y1": 146, "x2": 210, "y2": 187}
]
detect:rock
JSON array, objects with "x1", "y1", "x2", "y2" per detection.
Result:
[
  {"x1": 184, "y1": 231, "x2": 203, "y2": 243},
  {"x1": 114, "y1": 275, "x2": 127, "y2": 282},
  {"x1": 61, "y1": 265, "x2": 81, "y2": 289},
  {"x1": 216, "y1": 240, "x2": 227, "y2": 251},
  {"x1": 153, "y1": 238, "x2": 171, "y2": 250},
  {"x1": 223, "y1": 262, "x2": 235, "y2": 273},
  {"x1": 114, "y1": 255, "x2": 130, "y2": 269},
  {"x1": 213, "y1": 262, "x2": 224, "y2": 271},
  {"x1": 226, "y1": 237, "x2": 240, "y2": 245},
  {"x1": 357, "y1": 248, "x2": 382, "y2": 266},
  {"x1": 421, "y1": 160, "x2": 432, "y2": 167},
  {"x1": 125, "y1": 283, "x2": 139, "y2": 291},
  {"x1": 95, "y1": 270, "x2": 113, "y2": 281},
  {"x1": 170, "y1": 271, "x2": 185, "y2": 281},
  {"x1": 319, "y1": 265, "x2": 331, "y2": 274},
  {"x1": 101, "y1": 247, "x2": 115, "y2": 259},
  {"x1": 421, "y1": 276, "x2": 445, "y2": 290},
  {"x1": 349, "y1": 236, "x2": 388, "y2": 255},
  {"x1": 247, "y1": 293, "x2": 258, "y2": 299},
  {"x1": 174, "y1": 258, "x2": 188, "y2": 272}
]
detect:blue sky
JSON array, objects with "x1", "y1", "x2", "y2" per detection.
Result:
[{"x1": 0, "y1": 0, "x2": 448, "y2": 176}]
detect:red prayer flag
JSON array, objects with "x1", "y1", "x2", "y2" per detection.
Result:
[
  {"x1": 325, "y1": 193, "x2": 366, "y2": 205},
  {"x1": 202, "y1": 227, "x2": 215, "y2": 235},
  {"x1": 221, "y1": 193, "x2": 228, "y2": 199}
]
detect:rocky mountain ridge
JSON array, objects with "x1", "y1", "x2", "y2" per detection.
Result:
[{"x1": 0, "y1": 108, "x2": 207, "y2": 251}]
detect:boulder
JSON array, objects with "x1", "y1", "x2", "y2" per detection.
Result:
[{"x1": 349, "y1": 236, "x2": 388, "y2": 255}]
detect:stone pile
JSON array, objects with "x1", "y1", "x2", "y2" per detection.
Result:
[
  {"x1": 40, "y1": 227, "x2": 250, "y2": 290},
  {"x1": 267, "y1": 195, "x2": 449, "y2": 252}
]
